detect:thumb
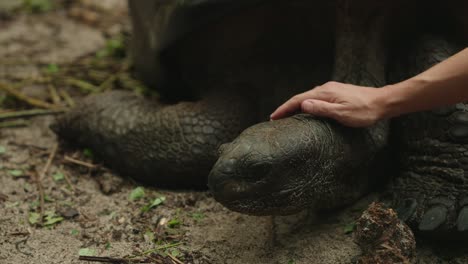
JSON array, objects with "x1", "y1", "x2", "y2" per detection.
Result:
[{"x1": 301, "y1": 99, "x2": 339, "y2": 119}]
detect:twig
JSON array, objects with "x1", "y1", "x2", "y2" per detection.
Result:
[
  {"x1": 78, "y1": 256, "x2": 150, "y2": 263},
  {"x1": 0, "y1": 82, "x2": 61, "y2": 109},
  {"x1": 97, "y1": 61, "x2": 130, "y2": 92},
  {"x1": 167, "y1": 254, "x2": 184, "y2": 264},
  {"x1": 0, "y1": 109, "x2": 64, "y2": 121},
  {"x1": 48, "y1": 84, "x2": 61, "y2": 105},
  {"x1": 61, "y1": 166, "x2": 75, "y2": 192},
  {"x1": 31, "y1": 170, "x2": 45, "y2": 225},
  {"x1": 142, "y1": 242, "x2": 182, "y2": 255},
  {"x1": 64, "y1": 155, "x2": 97, "y2": 169},
  {"x1": 15, "y1": 236, "x2": 33, "y2": 256},
  {"x1": 0, "y1": 109, "x2": 14, "y2": 114},
  {"x1": 97, "y1": 74, "x2": 118, "y2": 92},
  {"x1": 59, "y1": 89, "x2": 75, "y2": 107},
  {"x1": 32, "y1": 144, "x2": 58, "y2": 224},
  {"x1": 40, "y1": 143, "x2": 58, "y2": 181},
  {"x1": 9, "y1": 231, "x2": 31, "y2": 236},
  {"x1": 0, "y1": 120, "x2": 29, "y2": 128},
  {"x1": 65, "y1": 78, "x2": 99, "y2": 93}
]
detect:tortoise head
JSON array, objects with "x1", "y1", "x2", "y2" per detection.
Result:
[{"x1": 208, "y1": 115, "x2": 338, "y2": 215}]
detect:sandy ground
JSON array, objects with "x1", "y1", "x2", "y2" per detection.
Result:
[
  {"x1": 0, "y1": 116, "x2": 363, "y2": 264},
  {"x1": 1, "y1": 1, "x2": 468, "y2": 263}
]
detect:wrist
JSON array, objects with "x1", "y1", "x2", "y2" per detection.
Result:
[
  {"x1": 373, "y1": 83, "x2": 408, "y2": 120},
  {"x1": 376, "y1": 77, "x2": 431, "y2": 119}
]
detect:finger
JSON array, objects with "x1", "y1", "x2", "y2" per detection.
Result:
[
  {"x1": 301, "y1": 99, "x2": 340, "y2": 119},
  {"x1": 270, "y1": 93, "x2": 310, "y2": 120}
]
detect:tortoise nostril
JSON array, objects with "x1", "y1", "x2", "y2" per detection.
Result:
[
  {"x1": 217, "y1": 143, "x2": 231, "y2": 156},
  {"x1": 216, "y1": 158, "x2": 237, "y2": 174}
]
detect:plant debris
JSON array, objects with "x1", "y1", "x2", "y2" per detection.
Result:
[{"x1": 354, "y1": 202, "x2": 416, "y2": 264}]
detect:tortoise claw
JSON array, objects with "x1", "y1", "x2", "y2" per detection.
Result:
[
  {"x1": 457, "y1": 207, "x2": 468, "y2": 232},
  {"x1": 418, "y1": 205, "x2": 448, "y2": 231},
  {"x1": 396, "y1": 198, "x2": 417, "y2": 222}
]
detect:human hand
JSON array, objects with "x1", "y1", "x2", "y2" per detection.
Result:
[{"x1": 270, "y1": 81, "x2": 388, "y2": 127}]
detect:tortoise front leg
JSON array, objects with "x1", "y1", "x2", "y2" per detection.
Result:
[{"x1": 52, "y1": 91, "x2": 256, "y2": 188}]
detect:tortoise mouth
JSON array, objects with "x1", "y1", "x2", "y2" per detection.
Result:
[
  {"x1": 208, "y1": 156, "x2": 307, "y2": 215},
  {"x1": 208, "y1": 158, "x2": 270, "y2": 203},
  {"x1": 208, "y1": 174, "x2": 306, "y2": 216}
]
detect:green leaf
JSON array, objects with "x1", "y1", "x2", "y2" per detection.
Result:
[
  {"x1": 29, "y1": 200, "x2": 40, "y2": 210},
  {"x1": 107, "y1": 39, "x2": 123, "y2": 51},
  {"x1": 8, "y1": 169, "x2": 23, "y2": 177},
  {"x1": 344, "y1": 222, "x2": 356, "y2": 234},
  {"x1": 43, "y1": 211, "x2": 64, "y2": 226},
  {"x1": 52, "y1": 172, "x2": 65, "y2": 182},
  {"x1": 83, "y1": 148, "x2": 94, "y2": 159},
  {"x1": 70, "y1": 229, "x2": 79, "y2": 236},
  {"x1": 150, "y1": 196, "x2": 166, "y2": 207},
  {"x1": 78, "y1": 248, "x2": 96, "y2": 257},
  {"x1": 95, "y1": 49, "x2": 109, "y2": 59},
  {"x1": 144, "y1": 231, "x2": 155, "y2": 242},
  {"x1": 24, "y1": 0, "x2": 53, "y2": 13},
  {"x1": 105, "y1": 242, "x2": 112, "y2": 250},
  {"x1": 168, "y1": 248, "x2": 181, "y2": 258},
  {"x1": 109, "y1": 211, "x2": 117, "y2": 219},
  {"x1": 129, "y1": 187, "x2": 145, "y2": 201},
  {"x1": 141, "y1": 196, "x2": 166, "y2": 212},
  {"x1": 23, "y1": 183, "x2": 32, "y2": 192},
  {"x1": 96, "y1": 35, "x2": 125, "y2": 58},
  {"x1": 28, "y1": 212, "x2": 40, "y2": 225},
  {"x1": 44, "y1": 195, "x2": 55, "y2": 203},
  {"x1": 0, "y1": 145, "x2": 6, "y2": 154},
  {"x1": 167, "y1": 219, "x2": 181, "y2": 229},
  {"x1": 287, "y1": 260, "x2": 296, "y2": 264},
  {"x1": 5, "y1": 201, "x2": 19, "y2": 208},
  {"x1": 191, "y1": 212, "x2": 205, "y2": 221},
  {"x1": 46, "y1": 63, "x2": 59, "y2": 74}
]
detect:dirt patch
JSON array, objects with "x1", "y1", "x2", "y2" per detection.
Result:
[{"x1": 0, "y1": 116, "x2": 363, "y2": 264}]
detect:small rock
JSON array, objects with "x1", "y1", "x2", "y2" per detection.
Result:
[
  {"x1": 117, "y1": 217, "x2": 125, "y2": 224},
  {"x1": 96, "y1": 172, "x2": 124, "y2": 194},
  {"x1": 0, "y1": 193, "x2": 8, "y2": 202},
  {"x1": 58, "y1": 207, "x2": 80, "y2": 219},
  {"x1": 354, "y1": 202, "x2": 416, "y2": 264},
  {"x1": 112, "y1": 230, "x2": 123, "y2": 241}
]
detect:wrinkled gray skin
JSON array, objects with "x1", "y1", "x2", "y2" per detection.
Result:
[{"x1": 53, "y1": 0, "x2": 468, "y2": 239}]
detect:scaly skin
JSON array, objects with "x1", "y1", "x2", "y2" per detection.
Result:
[
  {"x1": 390, "y1": 36, "x2": 468, "y2": 239},
  {"x1": 53, "y1": 91, "x2": 257, "y2": 188}
]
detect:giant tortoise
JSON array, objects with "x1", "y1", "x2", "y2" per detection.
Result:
[{"x1": 53, "y1": 0, "x2": 468, "y2": 239}]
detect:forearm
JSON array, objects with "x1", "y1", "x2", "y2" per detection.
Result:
[{"x1": 378, "y1": 47, "x2": 468, "y2": 118}]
